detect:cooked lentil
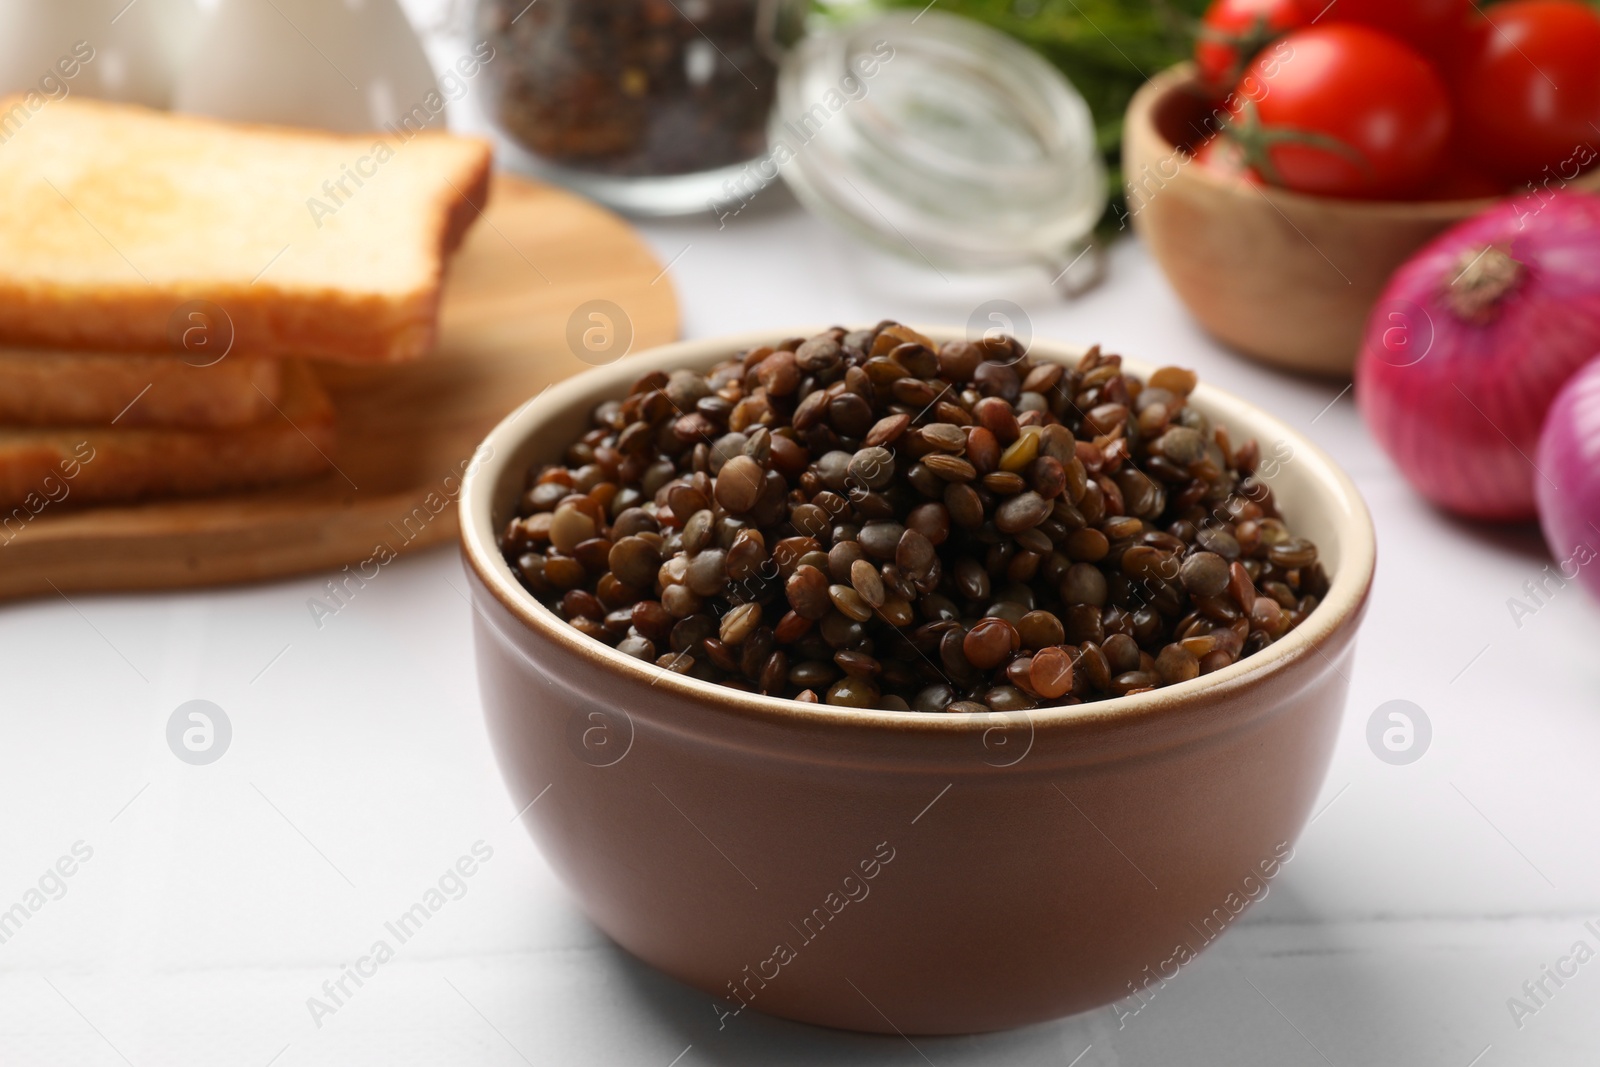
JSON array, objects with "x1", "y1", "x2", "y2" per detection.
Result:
[{"x1": 501, "y1": 324, "x2": 1327, "y2": 712}]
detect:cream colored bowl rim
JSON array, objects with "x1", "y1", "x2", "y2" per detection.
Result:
[{"x1": 459, "y1": 328, "x2": 1376, "y2": 733}]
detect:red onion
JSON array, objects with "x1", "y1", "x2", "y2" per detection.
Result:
[
  {"x1": 1356, "y1": 191, "x2": 1600, "y2": 521},
  {"x1": 1535, "y1": 354, "x2": 1600, "y2": 601}
]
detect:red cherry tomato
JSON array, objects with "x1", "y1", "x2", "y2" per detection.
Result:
[
  {"x1": 1314, "y1": 0, "x2": 1471, "y2": 52},
  {"x1": 1429, "y1": 6, "x2": 1492, "y2": 81},
  {"x1": 1193, "y1": 134, "x2": 1262, "y2": 184},
  {"x1": 1224, "y1": 25, "x2": 1452, "y2": 198},
  {"x1": 1195, "y1": 0, "x2": 1313, "y2": 93},
  {"x1": 1450, "y1": 0, "x2": 1600, "y2": 186}
]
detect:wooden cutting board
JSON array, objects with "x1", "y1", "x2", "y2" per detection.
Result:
[{"x1": 0, "y1": 174, "x2": 679, "y2": 601}]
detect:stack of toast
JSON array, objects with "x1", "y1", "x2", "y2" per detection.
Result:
[{"x1": 0, "y1": 94, "x2": 492, "y2": 512}]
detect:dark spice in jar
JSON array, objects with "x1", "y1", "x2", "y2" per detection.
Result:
[
  {"x1": 500, "y1": 323, "x2": 1329, "y2": 712},
  {"x1": 478, "y1": 0, "x2": 775, "y2": 178}
]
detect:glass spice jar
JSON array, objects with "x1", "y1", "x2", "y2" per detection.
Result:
[{"x1": 476, "y1": 0, "x2": 790, "y2": 215}]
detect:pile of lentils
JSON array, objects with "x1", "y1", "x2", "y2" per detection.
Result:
[{"x1": 501, "y1": 323, "x2": 1328, "y2": 713}]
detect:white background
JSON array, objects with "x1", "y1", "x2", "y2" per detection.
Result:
[{"x1": 1, "y1": 2, "x2": 1597, "y2": 1064}]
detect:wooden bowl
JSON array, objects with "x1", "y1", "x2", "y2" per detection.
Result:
[
  {"x1": 1123, "y1": 63, "x2": 1600, "y2": 377},
  {"x1": 459, "y1": 328, "x2": 1377, "y2": 1034}
]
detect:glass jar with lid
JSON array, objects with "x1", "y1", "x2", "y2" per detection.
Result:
[{"x1": 476, "y1": 2, "x2": 1107, "y2": 291}]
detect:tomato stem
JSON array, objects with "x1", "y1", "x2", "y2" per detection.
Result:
[
  {"x1": 1221, "y1": 98, "x2": 1372, "y2": 188},
  {"x1": 1196, "y1": 14, "x2": 1279, "y2": 88}
]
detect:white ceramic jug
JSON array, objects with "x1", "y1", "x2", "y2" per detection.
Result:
[
  {"x1": 0, "y1": 0, "x2": 202, "y2": 108},
  {"x1": 173, "y1": 0, "x2": 442, "y2": 133}
]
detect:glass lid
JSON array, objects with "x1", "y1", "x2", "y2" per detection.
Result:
[{"x1": 770, "y1": 9, "x2": 1107, "y2": 289}]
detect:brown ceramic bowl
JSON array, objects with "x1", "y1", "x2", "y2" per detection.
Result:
[
  {"x1": 1123, "y1": 63, "x2": 1600, "y2": 377},
  {"x1": 459, "y1": 329, "x2": 1376, "y2": 1035}
]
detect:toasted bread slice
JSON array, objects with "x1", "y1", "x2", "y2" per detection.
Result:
[
  {"x1": 0, "y1": 95, "x2": 492, "y2": 363},
  {"x1": 0, "y1": 349, "x2": 284, "y2": 428},
  {"x1": 0, "y1": 361, "x2": 335, "y2": 509}
]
